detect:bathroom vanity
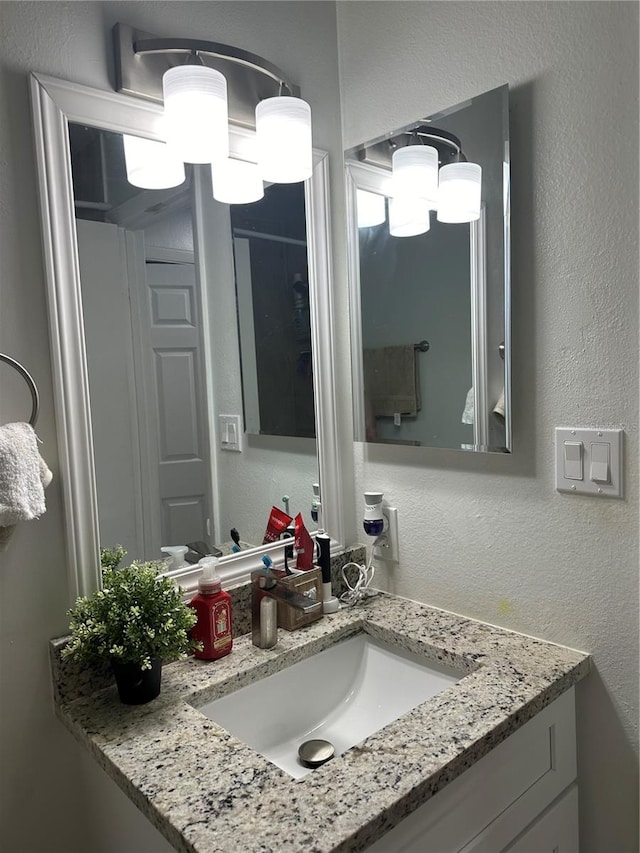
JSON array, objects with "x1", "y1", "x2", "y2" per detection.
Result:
[{"x1": 50, "y1": 593, "x2": 589, "y2": 853}]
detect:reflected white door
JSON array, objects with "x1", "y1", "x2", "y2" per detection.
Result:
[{"x1": 137, "y1": 256, "x2": 213, "y2": 551}]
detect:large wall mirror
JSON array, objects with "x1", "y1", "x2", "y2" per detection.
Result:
[
  {"x1": 31, "y1": 73, "x2": 343, "y2": 601},
  {"x1": 345, "y1": 85, "x2": 511, "y2": 452}
]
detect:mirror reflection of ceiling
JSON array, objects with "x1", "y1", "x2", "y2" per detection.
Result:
[
  {"x1": 69, "y1": 123, "x2": 317, "y2": 563},
  {"x1": 346, "y1": 85, "x2": 510, "y2": 453}
]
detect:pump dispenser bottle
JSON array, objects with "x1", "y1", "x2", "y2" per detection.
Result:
[{"x1": 190, "y1": 557, "x2": 233, "y2": 660}]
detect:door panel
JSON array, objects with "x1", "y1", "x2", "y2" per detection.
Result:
[{"x1": 143, "y1": 260, "x2": 213, "y2": 550}]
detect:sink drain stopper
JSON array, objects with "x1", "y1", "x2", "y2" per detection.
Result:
[{"x1": 298, "y1": 739, "x2": 335, "y2": 769}]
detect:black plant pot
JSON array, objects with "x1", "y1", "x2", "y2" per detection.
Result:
[{"x1": 110, "y1": 658, "x2": 162, "y2": 705}]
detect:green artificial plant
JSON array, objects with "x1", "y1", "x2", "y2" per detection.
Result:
[
  {"x1": 99, "y1": 543, "x2": 127, "y2": 570},
  {"x1": 63, "y1": 559, "x2": 199, "y2": 671}
]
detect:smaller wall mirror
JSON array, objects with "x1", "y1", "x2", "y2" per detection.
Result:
[{"x1": 345, "y1": 84, "x2": 511, "y2": 452}]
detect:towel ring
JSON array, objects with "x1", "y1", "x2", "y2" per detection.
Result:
[{"x1": 0, "y1": 353, "x2": 40, "y2": 427}]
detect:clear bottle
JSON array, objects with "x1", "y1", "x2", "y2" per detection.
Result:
[{"x1": 190, "y1": 557, "x2": 233, "y2": 660}]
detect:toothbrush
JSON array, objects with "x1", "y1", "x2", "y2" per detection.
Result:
[{"x1": 230, "y1": 528, "x2": 241, "y2": 552}]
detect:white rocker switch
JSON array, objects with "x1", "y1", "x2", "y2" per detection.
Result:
[
  {"x1": 219, "y1": 414, "x2": 242, "y2": 452},
  {"x1": 555, "y1": 427, "x2": 622, "y2": 497},
  {"x1": 590, "y1": 442, "x2": 610, "y2": 484},
  {"x1": 563, "y1": 441, "x2": 583, "y2": 480}
]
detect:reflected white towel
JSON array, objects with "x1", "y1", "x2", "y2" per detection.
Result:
[
  {"x1": 461, "y1": 387, "x2": 474, "y2": 425},
  {"x1": 0, "y1": 423, "x2": 52, "y2": 550}
]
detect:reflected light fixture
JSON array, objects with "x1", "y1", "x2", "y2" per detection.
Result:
[
  {"x1": 356, "y1": 189, "x2": 386, "y2": 228},
  {"x1": 212, "y1": 158, "x2": 264, "y2": 204},
  {"x1": 122, "y1": 134, "x2": 186, "y2": 189},
  {"x1": 389, "y1": 195, "x2": 431, "y2": 237},
  {"x1": 437, "y1": 162, "x2": 482, "y2": 223},
  {"x1": 113, "y1": 23, "x2": 313, "y2": 198},
  {"x1": 353, "y1": 124, "x2": 482, "y2": 236}
]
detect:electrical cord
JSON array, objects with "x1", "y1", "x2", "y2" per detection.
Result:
[{"x1": 339, "y1": 534, "x2": 383, "y2": 606}]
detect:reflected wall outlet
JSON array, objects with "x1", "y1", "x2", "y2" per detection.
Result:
[{"x1": 374, "y1": 506, "x2": 399, "y2": 563}]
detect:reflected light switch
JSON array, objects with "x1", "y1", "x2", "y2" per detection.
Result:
[
  {"x1": 590, "y1": 442, "x2": 610, "y2": 484},
  {"x1": 563, "y1": 441, "x2": 583, "y2": 480},
  {"x1": 219, "y1": 414, "x2": 242, "y2": 452}
]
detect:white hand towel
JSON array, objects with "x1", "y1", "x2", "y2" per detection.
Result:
[{"x1": 0, "y1": 422, "x2": 53, "y2": 550}]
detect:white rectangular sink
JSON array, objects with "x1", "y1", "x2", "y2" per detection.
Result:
[{"x1": 196, "y1": 633, "x2": 462, "y2": 779}]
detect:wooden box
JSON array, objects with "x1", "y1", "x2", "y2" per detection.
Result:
[{"x1": 274, "y1": 567, "x2": 323, "y2": 631}]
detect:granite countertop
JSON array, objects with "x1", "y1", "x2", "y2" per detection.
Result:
[{"x1": 51, "y1": 593, "x2": 590, "y2": 853}]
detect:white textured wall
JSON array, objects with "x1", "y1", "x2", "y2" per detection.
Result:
[
  {"x1": 336, "y1": 2, "x2": 638, "y2": 851},
  {"x1": 0, "y1": 3, "x2": 343, "y2": 851}
]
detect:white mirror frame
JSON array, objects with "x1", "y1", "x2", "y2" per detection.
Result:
[{"x1": 30, "y1": 72, "x2": 344, "y2": 604}]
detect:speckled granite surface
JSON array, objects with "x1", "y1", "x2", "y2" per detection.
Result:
[
  {"x1": 51, "y1": 547, "x2": 366, "y2": 706},
  {"x1": 51, "y1": 593, "x2": 589, "y2": 853}
]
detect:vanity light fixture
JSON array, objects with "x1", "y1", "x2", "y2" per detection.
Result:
[
  {"x1": 122, "y1": 134, "x2": 186, "y2": 189},
  {"x1": 256, "y1": 95, "x2": 312, "y2": 183},
  {"x1": 162, "y1": 60, "x2": 229, "y2": 164},
  {"x1": 113, "y1": 23, "x2": 312, "y2": 196}
]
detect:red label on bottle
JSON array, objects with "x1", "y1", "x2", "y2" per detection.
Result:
[
  {"x1": 212, "y1": 601, "x2": 232, "y2": 651},
  {"x1": 190, "y1": 591, "x2": 233, "y2": 660}
]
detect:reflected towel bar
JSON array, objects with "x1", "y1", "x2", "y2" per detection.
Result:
[
  {"x1": 414, "y1": 340, "x2": 430, "y2": 352},
  {"x1": 0, "y1": 353, "x2": 40, "y2": 426}
]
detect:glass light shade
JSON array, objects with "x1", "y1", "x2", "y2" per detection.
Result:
[
  {"x1": 437, "y1": 162, "x2": 482, "y2": 223},
  {"x1": 122, "y1": 135, "x2": 186, "y2": 190},
  {"x1": 255, "y1": 96, "x2": 312, "y2": 183},
  {"x1": 212, "y1": 158, "x2": 264, "y2": 204},
  {"x1": 389, "y1": 196, "x2": 431, "y2": 237},
  {"x1": 392, "y1": 145, "x2": 438, "y2": 207},
  {"x1": 356, "y1": 189, "x2": 386, "y2": 228},
  {"x1": 162, "y1": 65, "x2": 229, "y2": 164}
]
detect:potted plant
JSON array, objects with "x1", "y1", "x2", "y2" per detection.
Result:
[{"x1": 63, "y1": 552, "x2": 199, "y2": 704}]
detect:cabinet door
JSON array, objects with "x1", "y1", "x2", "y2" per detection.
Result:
[
  {"x1": 365, "y1": 689, "x2": 577, "y2": 853},
  {"x1": 503, "y1": 784, "x2": 579, "y2": 853}
]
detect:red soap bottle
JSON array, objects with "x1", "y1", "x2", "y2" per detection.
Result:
[{"x1": 190, "y1": 557, "x2": 233, "y2": 660}]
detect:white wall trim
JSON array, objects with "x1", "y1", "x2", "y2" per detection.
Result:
[{"x1": 30, "y1": 74, "x2": 101, "y2": 602}]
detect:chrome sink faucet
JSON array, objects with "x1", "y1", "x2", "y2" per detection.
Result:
[{"x1": 251, "y1": 569, "x2": 322, "y2": 648}]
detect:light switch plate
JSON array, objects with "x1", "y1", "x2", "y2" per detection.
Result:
[
  {"x1": 219, "y1": 414, "x2": 243, "y2": 452},
  {"x1": 555, "y1": 427, "x2": 623, "y2": 497}
]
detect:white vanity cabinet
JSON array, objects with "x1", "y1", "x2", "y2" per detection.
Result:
[
  {"x1": 51, "y1": 593, "x2": 589, "y2": 853},
  {"x1": 366, "y1": 688, "x2": 578, "y2": 853}
]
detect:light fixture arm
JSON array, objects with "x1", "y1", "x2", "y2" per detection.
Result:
[
  {"x1": 132, "y1": 36, "x2": 294, "y2": 94},
  {"x1": 113, "y1": 23, "x2": 301, "y2": 128},
  {"x1": 405, "y1": 129, "x2": 465, "y2": 162},
  {"x1": 353, "y1": 125, "x2": 466, "y2": 170}
]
